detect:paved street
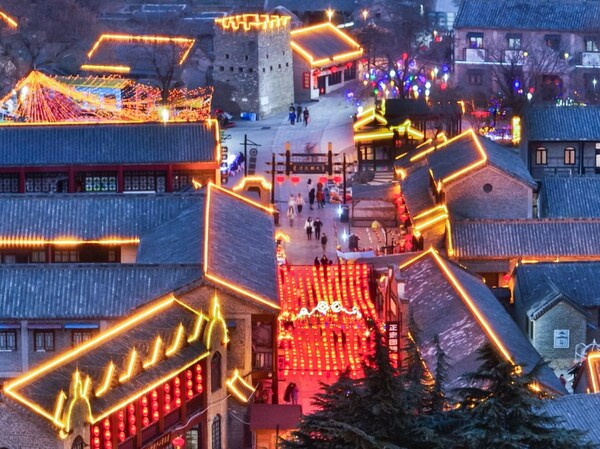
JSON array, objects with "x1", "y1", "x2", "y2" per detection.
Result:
[{"x1": 225, "y1": 84, "x2": 377, "y2": 265}]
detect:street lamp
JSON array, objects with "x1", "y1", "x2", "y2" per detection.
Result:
[
  {"x1": 362, "y1": 9, "x2": 368, "y2": 23},
  {"x1": 594, "y1": 78, "x2": 597, "y2": 91},
  {"x1": 326, "y1": 8, "x2": 334, "y2": 22}
]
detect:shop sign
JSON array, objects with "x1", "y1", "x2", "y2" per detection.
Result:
[
  {"x1": 142, "y1": 433, "x2": 172, "y2": 449},
  {"x1": 386, "y1": 321, "x2": 399, "y2": 355},
  {"x1": 302, "y1": 72, "x2": 310, "y2": 89}
]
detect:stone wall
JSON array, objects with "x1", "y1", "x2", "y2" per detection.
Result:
[
  {"x1": 445, "y1": 165, "x2": 533, "y2": 219},
  {"x1": 213, "y1": 23, "x2": 293, "y2": 119}
]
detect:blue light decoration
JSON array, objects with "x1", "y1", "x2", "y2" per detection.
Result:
[
  {"x1": 513, "y1": 80, "x2": 521, "y2": 89},
  {"x1": 441, "y1": 64, "x2": 449, "y2": 73}
]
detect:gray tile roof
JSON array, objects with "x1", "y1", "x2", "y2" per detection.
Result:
[
  {"x1": 291, "y1": 23, "x2": 361, "y2": 64},
  {"x1": 0, "y1": 401, "x2": 56, "y2": 449},
  {"x1": 137, "y1": 203, "x2": 204, "y2": 264},
  {"x1": 540, "y1": 177, "x2": 600, "y2": 218},
  {"x1": 454, "y1": 0, "x2": 600, "y2": 32},
  {"x1": 450, "y1": 219, "x2": 600, "y2": 258},
  {"x1": 539, "y1": 394, "x2": 600, "y2": 445},
  {"x1": 427, "y1": 132, "x2": 536, "y2": 188},
  {"x1": 514, "y1": 261, "x2": 600, "y2": 308},
  {"x1": 401, "y1": 252, "x2": 563, "y2": 392},
  {"x1": 400, "y1": 161, "x2": 435, "y2": 218},
  {"x1": 0, "y1": 264, "x2": 201, "y2": 319},
  {"x1": 524, "y1": 107, "x2": 600, "y2": 141},
  {"x1": 12, "y1": 300, "x2": 208, "y2": 422},
  {"x1": 0, "y1": 122, "x2": 217, "y2": 166},
  {"x1": 205, "y1": 186, "x2": 278, "y2": 307},
  {"x1": 0, "y1": 193, "x2": 201, "y2": 240}
]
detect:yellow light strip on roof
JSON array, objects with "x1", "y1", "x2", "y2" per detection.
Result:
[
  {"x1": 274, "y1": 231, "x2": 290, "y2": 242},
  {"x1": 412, "y1": 205, "x2": 447, "y2": 221},
  {"x1": 413, "y1": 212, "x2": 448, "y2": 232},
  {"x1": 95, "y1": 362, "x2": 115, "y2": 397},
  {"x1": 80, "y1": 64, "x2": 131, "y2": 74},
  {"x1": 446, "y1": 220, "x2": 455, "y2": 257},
  {"x1": 290, "y1": 23, "x2": 362, "y2": 67},
  {"x1": 165, "y1": 324, "x2": 185, "y2": 357},
  {"x1": 588, "y1": 352, "x2": 600, "y2": 393},
  {"x1": 215, "y1": 14, "x2": 290, "y2": 31},
  {"x1": 118, "y1": 349, "x2": 138, "y2": 383},
  {"x1": 232, "y1": 176, "x2": 272, "y2": 192},
  {"x1": 226, "y1": 369, "x2": 257, "y2": 403},
  {"x1": 53, "y1": 390, "x2": 67, "y2": 422},
  {"x1": 86, "y1": 34, "x2": 196, "y2": 65},
  {"x1": 0, "y1": 238, "x2": 140, "y2": 247},
  {"x1": 143, "y1": 337, "x2": 163, "y2": 369},
  {"x1": 0, "y1": 10, "x2": 18, "y2": 28},
  {"x1": 430, "y1": 250, "x2": 514, "y2": 365},
  {"x1": 312, "y1": 50, "x2": 364, "y2": 67},
  {"x1": 410, "y1": 128, "x2": 477, "y2": 162},
  {"x1": 187, "y1": 313, "x2": 206, "y2": 343}
]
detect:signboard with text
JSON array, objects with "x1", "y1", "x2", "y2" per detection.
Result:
[
  {"x1": 303, "y1": 72, "x2": 310, "y2": 89},
  {"x1": 386, "y1": 321, "x2": 400, "y2": 356}
]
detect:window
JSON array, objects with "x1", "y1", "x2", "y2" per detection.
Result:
[
  {"x1": 482, "y1": 183, "x2": 493, "y2": 193},
  {"x1": 211, "y1": 352, "x2": 222, "y2": 392},
  {"x1": 219, "y1": 66, "x2": 224, "y2": 71},
  {"x1": 328, "y1": 71, "x2": 342, "y2": 85},
  {"x1": 225, "y1": 54, "x2": 229, "y2": 59},
  {"x1": 535, "y1": 147, "x2": 547, "y2": 165},
  {"x1": 527, "y1": 319, "x2": 534, "y2": 340},
  {"x1": 564, "y1": 147, "x2": 576, "y2": 165},
  {"x1": 270, "y1": 66, "x2": 273, "y2": 71},
  {"x1": 595, "y1": 145, "x2": 600, "y2": 173},
  {"x1": 211, "y1": 415, "x2": 222, "y2": 449},
  {"x1": 72, "y1": 330, "x2": 94, "y2": 346},
  {"x1": 0, "y1": 173, "x2": 19, "y2": 193},
  {"x1": 262, "y1": 68, "x2": 265, "y2": 73},
  {"x1": 31, "y1": 250, "x2": 46, "y2": 262},
  {"x1": 286, "y1": 62, "x2": 289, "y2": 67},
  {"x1": 554, "y1": 329, "x2": 570, "y2": 349},
  {"x1": 76, "y1": 172, "x2": 117, "y2": 193},
  {"x1": 245, "y1": 55, "x2": 248, "y2": 61},
  {"x1": 54, "y1": 250, "x2": 78, "y2": 263},
  {"x1": 248, "y1": 68, "x2": 253, "y2": 73},
  {"x1": 344, "y1": 64, "x2": 357, "y2": 80},
  {"x1": 586, "y1": 37, "x2": 600, "y2": 52},
  {"x1": 173, "y1": 171, "x2": 212, "y2": 191},
  {"x1": 467, "y1": 69, "x2": 483, "y2": 85},
  {"x1": 544, "y1": 34, "x2": 560, "y2": 51},
  {"x1": 229, "y1": 67, "x2": 234, "y2": 72},
  {"x1": 186, "y1": 428, "x2": 199, "y2": 449},
  {"x1": 34, "y1": 330, "x2": 55, "y2": 352},
  {"x1": 72, "y1": 436, "x2": 85, "y2": 449},
  {"x1": 239, "y1": 67, "x2": 243, "y2": 72},
  {"x1": 25, "y1": 172, "x2": 68, "y2": 193},
  {"x1": 507, "y1": 33, "x2": 522, "y2": 49},
  {"x1": 0, "y1": 330, "x2": 16, "y2": 351},
  {"x1": 124, "y1": 171, "x2": 166, "y2": 193},
  {"x1": 467, "y1": 32, "x2": 484, "y2": 49}
]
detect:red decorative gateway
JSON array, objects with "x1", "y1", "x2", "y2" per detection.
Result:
[
  {"x1": 277, "y1": 264, "x2": 381, "y2": 379},
  {"x1": 91, "y1": 363, "x2": 204, "y2": 449}
]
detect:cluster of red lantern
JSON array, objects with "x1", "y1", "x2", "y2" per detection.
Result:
[
  {"x1": 275, "y1": 175, "x2": 343, "y2": 185},
  {"x1": 277, "y1": 264, "x2": 380, "y2": 378}
]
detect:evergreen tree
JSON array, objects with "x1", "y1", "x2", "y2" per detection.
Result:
[
  {"x1": 430, "y1": 335, "x2": 449, "y2": 413},
  {"x1": 450, "y1": 343, "x2": 594, "y2": 449}
]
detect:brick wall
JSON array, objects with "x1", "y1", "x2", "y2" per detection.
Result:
[
  {"x1": 445, "y1": 165, "x2": 532, "y2": 219},
  {"x1": 213, "y1": 23, "x2": 293, "y2": 119}
]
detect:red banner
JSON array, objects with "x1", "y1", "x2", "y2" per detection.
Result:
[{"x1": 302, "y1": 72, "x2": 310, "y2": 89}]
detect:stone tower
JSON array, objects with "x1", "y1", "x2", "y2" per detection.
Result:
[{"x1": 213, "y1": 14, "x2": 294, "y2": 119}]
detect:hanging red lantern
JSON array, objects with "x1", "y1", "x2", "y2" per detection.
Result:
[
  {"x1": 313, "y1": 69, "x2": 320, "y2": 76},
  {"x1": 331, "y1": 66, "x2": 337, "y2": 73},
  {"x1": 172, "y1": 436, "x2": 185, "y2": 448},
  {"x1": 319, "y1": 176, "x2": 328, "y2": 184},
  {"x1": 276, "y1": 175, "x2": 286, "y2": 184},
  {"x1": 333, "y1": 175, "x2": 342, "y2": 183},
  {"x1": 290, "y1": 175, "x2": 300, "y2": 184}
]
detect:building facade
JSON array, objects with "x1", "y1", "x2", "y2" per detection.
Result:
[{"x1": 213, "y1": 14, "x2": 294, "y2": 119}]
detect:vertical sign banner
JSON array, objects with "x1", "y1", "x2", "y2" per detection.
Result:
[
  {"x1": 386, "y1": 321, "x2": 400, "y2": 356},
  {"x1": 302, "y1": 72, "x2": 310, "y2": 89}
]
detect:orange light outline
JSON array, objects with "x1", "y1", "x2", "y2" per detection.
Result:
[
  {"x1": 226, "y1": 369, "x2": 257, "y2": 403},
  {"x1": 215, "y1": 14, "x2": 290, "y2": 32},
  {"x1": 446, "y1": 220, "x2": 454, "y2": 257},
  {"x1": 232, "y1": 176, "x2": 272, "y2": 192},
  {"x1": 80, "y1": 64, "x2": 131, "y2": 74},
  {"x1": 87, "y1": 34, "x2": 196, "y2": 65},
  {"x1": 0, "y1": 10, "x2": 18, "y2": 28},
  {"x1": 410, "y1": 128, "x2": 477, "y2": 162},
  {"x1": 588, "y1": 352, "x2": 600, "y2": 393},
  {"x1": 143, "y1": 337, "x2": 163, "y2": 369},
  {"x1": 165, "y1": 324, "x2": 185, "y2": 357},
  {"x1": 290, "y1": 23, "x2": 362, "y2": 67},
  {"x1": 187, "y1": 313, "x2": 207, "y2": 343},
  {"x1": 95, "y1": 362, "x2": 115, "y2": 397},
  {"x1": 352, "y1": 107, "x2": 388, "y2": 130},
  {"x1": 203, "y1": 183, "x2": 279, "y2": 310},
  {"x1": 118, "y1": 349, "x2": 138, "y2": 383},
  {"x1": 0, "y1": 237, "x2": 140, "y2": 247}
]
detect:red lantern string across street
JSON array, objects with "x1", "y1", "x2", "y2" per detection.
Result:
[
  {"x1": 333, "y1": 175, "x2": 342, "y2": 184},
  {"x1": 290, "y1": 176, "x2": 300, "y2": 184},
  {"x1": 319, "y1": 176, "x2": 328, "y2": 184},
  {"x1": 276, "y1": 175, "x2": 286, "y2": 184}
]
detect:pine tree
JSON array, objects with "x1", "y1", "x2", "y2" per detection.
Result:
[{"x1": 450, "y1": 343, "x2": 594, "y2": 449}]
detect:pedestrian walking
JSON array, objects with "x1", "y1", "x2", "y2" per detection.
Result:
[
  {"x1": 296, "y1": 105, "x2": 303, "y2": 123},
  {"x1": 289, "y1": 110, "x2": 296, "y2": 125},
  {"x1": 308, "y1": 188, "x2": 316, "y2": 210},
  {"x1": 287, "y1": 207, "x2": 295, "y2": 227},
  {"x1": 314, "y1": 257, "x2": 320, "y2": 266},
  {"x1": 304, "y1": 217, "x2": 313, "y2": 240},
  {"x1": 313, "y1": 218, "x2": 322, "y2": 239},
  {"x1": 303, "y1": 107, "x2": 309, "y2": 126},
  {"x1": 321, "y1": 233, "x2": 328, "y2": 253},
  {"x1": 316, "y1": 189, "x2": 324, "y2": 208},
  {"x1": 296, "y1": 193, "x2": 305, "y2": 215},
  {"x1": 288, "y1": 194, "x2": 295, "y2": 214},
  {"x1": 559, "y1": 374, "x2": 567, "y2": 387}
]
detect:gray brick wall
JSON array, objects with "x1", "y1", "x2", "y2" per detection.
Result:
[
  {"x1": 445, "y1": 165, "x2": 532, "y2": 218},
  {"x1": 213, "y1": 22, "x2": 294, "y2": 119}
]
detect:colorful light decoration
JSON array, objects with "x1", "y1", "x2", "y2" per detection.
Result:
[
  {"x1": 290, "y1": 23, "x2": 363, "y2": 67},
  {"x1": 277, "y1": 264, "x2": 381, "y2": 378},
  {"x1": 215, "y1": 14, "x2": 291, "y2": 31}
]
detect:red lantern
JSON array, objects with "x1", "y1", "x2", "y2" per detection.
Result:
[
  {"x1": 129, "y1": 425, "x2": 137, "y2": 436},
  {"x1": 103, "y1": 419, "x2": 111, "y2": 429},
  {"x1": 186, "y1": 370, "x2": 193, "y2": 379},
  {"x1": 93, "y1": 427, "x2": 100, "y2": 437},
  {"x1": 319, "y1": 176, "x2": 328, "y2": 184},
  {"x1": 333, "y1": 176, "x2": 342, "y2": 183},
  {"x1": 275, "y1": 175, "x2": 286, "y2": 184},
  {"x1": 152, "y1": 410, "x2": 160, "y2": 421},
  {"x1": 118, "y1": 422, "x2": 125, "y2": 432},
  {"x1": 151, "y1": 390, "x2": 158, "y2": 400},
  {"x1": 331, "y1": 66, "x2": 337, "y2": 73},
  {"x1": 93, "y1": 438, "x2": 100, "y2": 448},
  {"x1": 290, "y1": 176, "x2": 300, "y2": 184},
  {"x1": 142, "y1": 417, "x2": 150, "y2": 427},
  {"x1": 118, "y1": 432, "x2": 126, "y2": 442},
  {"x1": 172, "y1": 436, "x2": 185, "y2": 448}
]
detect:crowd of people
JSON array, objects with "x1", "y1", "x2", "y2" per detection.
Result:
[{"x1": 288, "y1": 104, "x2": 310, "y2": 126}]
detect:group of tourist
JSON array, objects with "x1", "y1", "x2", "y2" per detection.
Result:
[{"x1": 288, "y1": 104, "x2": 310, "y2": 126}]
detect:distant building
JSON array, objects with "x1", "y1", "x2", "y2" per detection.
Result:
[
  {"x1": 212, "y1": 14, "x2": 294, "y2": 119},
  {"x1": 453, "y1": 0, "x2": 600, "y2": 104},
  {"x1": 538, "y1": 177, "x2": 600, "y2": 218},
  {"x1": 522, "y1": 107, "x2": 600, "y2": 179},
  {"x1": 290, "y1": 22, "x2": 362, "y2": 102}
]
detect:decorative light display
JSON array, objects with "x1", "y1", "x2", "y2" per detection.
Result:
[
  {"x1": 0, "y1": 71, "x2": 213, "y2": 124},
  {"x1": 0, "y1": 10, "x2": 17, "y2": 28},
  {"x1": 277, "y1": 264, "x2": 381, "y2": 378},
  {"x1": 215, "y1": 14, "x2": 290, "y2": 31},
  {"x1": 291, "y1": 23, "x2": 363, "y2": 67}
]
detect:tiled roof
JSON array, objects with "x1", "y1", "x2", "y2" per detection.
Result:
[
  {"x1": 539, "y1": 177, "x2": 600, "y2": 218},
  {"x1": 524, "y1": 107, "x2": 600, "y2": 141},
  {"x1": 450, "y1": 219, "x2": 600, "y2": 259},
  {"x1": 454, "y1": 0, "x2": 600, "y2": 32},
  {"x1": 0, "y1": 401, "x2": 56, "y2": 449},
  {"x1": 0, "y1": 193, "x2": 201, "y2": 240},
  {"x1": 514, "y1": 261, "x2": 600, "y2": 308},
  {"x1": 0, "y1": 264, "x2": 201, "y2": 319},
  {"x1": 400, "y1": 162, "x2": 435, "y2": 219},
  {"x1": 401, "y1": 251, "x2": 563, "y2": 392},
  {"x1": 0, "y1": 122, "x2": 217, "y2": 166},
  {"x1": 352, "y1": 183, "x2": 399, "y2": 200},
  {"x1": 540, "y1": 394, "x2": 600, "y2": 444},
  {"x1": 5, "y1": 298, "x2": 212, "y2": 428},
  {"x1": 204, "y1": 185, "x2": 278, "y2": 308},
  {"x1": 291, "y1": 23, "x2": 362, "y2": 66}
]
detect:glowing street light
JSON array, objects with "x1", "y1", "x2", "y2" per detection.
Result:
[
  {"x1": 594, "y1": 78, "x2": 597, "y2": 91},
  {"x1": 326, "y1": 8, "x2": 334, "y2": 22},
  {"x1": 362, "y1": 9, "x2": 368, "y2": 22}
]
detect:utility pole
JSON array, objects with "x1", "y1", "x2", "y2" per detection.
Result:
[
  {"x1": 270, "y1": 152, "x2": 276, "y2": 205},
  {"x1": 342, "y1": 153, "x2": 347, "y2": 204},
  {"x1": 240, "y1": 134, "x2": 261, "y2": 177}
]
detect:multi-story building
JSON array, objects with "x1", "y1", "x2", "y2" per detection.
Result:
[
  {"x1": 213, "y1": 14, "x2": 294, "y2": 119},
  {"x1": 453, "y1": 0, "x2": 600, "y2": 104}
]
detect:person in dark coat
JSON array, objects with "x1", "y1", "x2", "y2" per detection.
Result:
[
  {"x1": 314, "y1": 257, "x2": 320, "y2": 266},
  {"x1": 303, "y1": 107, "x2": 309, "y2": 126},
  {"x1": 296, "y1": 105, "x2": 303, "y2": 123},
  {"x1": 308, "y1": 188, "x2": 316, "y2": 210},
  {"x1": 313, "y1": 218, "x2": 323, "y2": 239}
]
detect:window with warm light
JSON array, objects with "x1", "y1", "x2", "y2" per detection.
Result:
[
  {"x1": 72, "y1": 330, "x2": 94, "y2": 347},
  {"x1": 467, "y1": 32, "x2": 484, "y2": 49},
  {"x1": 0, "y1": 330, "x2": 16, "y2": 351},
  {"x1": 564, "y1": 147, "x2": 576, "y2": 165},
  {"x1": 586, "y1": 37, "x2": 599, "y2": 52},
  {"x1": 507, "y1": 33, "x2": 522, "y2": 49},
  {"x1": 535, "y1": 147, "x2": 547, "y2": 165}
]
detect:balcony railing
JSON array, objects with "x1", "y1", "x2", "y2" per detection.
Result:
[
  {"x1": 581, "y1": 51, "x2": 600, "y2": 67},
  {"x1": 504, "y1": 49, "x2": 525, "y2": 64},
  {"x1": 464, "y1": 48, "x2": 486, "y2": 62}
]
